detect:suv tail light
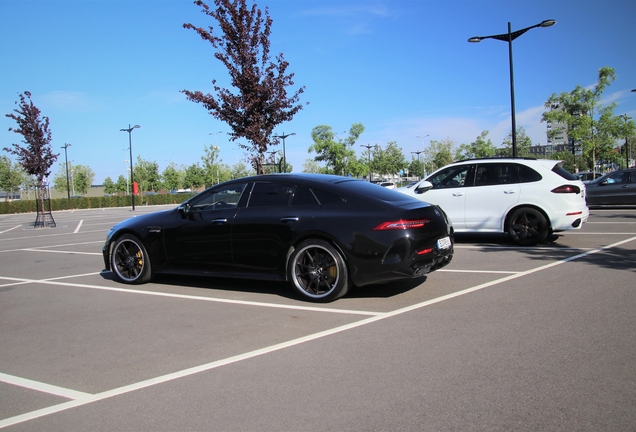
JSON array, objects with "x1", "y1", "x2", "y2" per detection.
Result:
[
  {"x1": 373, "y1": 219, "x2": 431, "y2": 230},
  {"x1": 551, "y1": 185, "x2": 581, "y2": 194}
]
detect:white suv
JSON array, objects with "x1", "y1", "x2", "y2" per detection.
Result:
[{"x1": 396, "y1": 158, "x2": 589, "y2": 245}]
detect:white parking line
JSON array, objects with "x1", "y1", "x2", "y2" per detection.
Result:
[
  {"x1": 22, "y1": 249, "x2": 102, "y2": 256},
  {"x1": 2, "y1": 235, "x2": 635, "y2": 429},
  {"x1": 3, "y1": 235, "x2": 635, "y2": 429},
  {"x1": 0, "y1": 275, "x2": 380, "y2": 317},
  {"x1": 73, "y1": 220, "x2": 84, "y2": 233},
  {"x1": 0, "y1": 373, "x2": 92, "y2": 401},
  {"x1": 0, "y1": 225, "x2": 21, "y2": 234}
]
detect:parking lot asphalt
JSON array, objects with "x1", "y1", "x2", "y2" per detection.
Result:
[{"x1": 1, "y1": 205, "x2": 635, "y2": 431}]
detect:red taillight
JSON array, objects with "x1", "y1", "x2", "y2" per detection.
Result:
[
  {"x1": 552, "y1": 185, "x2": 581, "y2": 194},
  {"x1": 373, "y1": 219, "x2": 431, "y2": 230}
]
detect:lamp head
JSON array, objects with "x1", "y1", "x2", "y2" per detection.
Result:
[
  {"x1": 468, "y1": 36, "x2": 482, "y2": 43},
  {"x1": 540, "y1": 19, "x2": 556, "y2": 27}
]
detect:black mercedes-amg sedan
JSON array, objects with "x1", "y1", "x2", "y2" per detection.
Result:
[{"x1": 103, "y1": 174, "x2": 454, "y2": 302}]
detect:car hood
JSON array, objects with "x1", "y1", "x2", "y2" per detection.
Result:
[{"x1": 111, "y1": 208, "x2": 176, "y2": 231}]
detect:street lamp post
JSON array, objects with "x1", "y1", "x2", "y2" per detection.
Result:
[
  {"x1": 620, "y1": 115, "x2": 633, "y2": 168},
  {"x1": 120, "y1": 124, "x2": 140, "y2": 210},
  {"x1": 360, "y1": 144, "x2": 374, "y2": 181},
  {"x1": 469, "y1": 19, "x2": 556, "y2": 157},
  {"x1": 416, "y1": 134, "x2": 429, "y2": 177},
  {"x1": 61, "y1": 143, "x2": 71, "y2": 207},
  {"x1": 273, "y1": 132, "x2": 296, "y2": 173}
]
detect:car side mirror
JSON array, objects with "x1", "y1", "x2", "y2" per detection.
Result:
[
  {"x1": 414, "y1": 181, "x2": 433, "y2": 194},
  {"x1": 178, "y1": 203, "x2": 192, "y2": 217}
]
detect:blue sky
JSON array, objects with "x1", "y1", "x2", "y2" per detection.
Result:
[{"x1": 1, "y1": 0, "x2": 635, "y2": 184}]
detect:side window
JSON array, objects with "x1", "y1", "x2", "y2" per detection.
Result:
[
  {"x1": 247, "y1": 182, "x2": 294, "y2": 207},
  {"x1": 515, "y1": 164, "x2": 543, "y2": 183},
  {"x1": 189, "y1": 183, "x2": 247, "y2": 210},
  {"x1": 311, "y1": 188, "x2": 346, "y2": 205},
  {"x1": 291, "y1": 185, "x2": 319, "y2": 206},
  {"x1": 428, "y1": 165, "x2": 471, "y2": 189},
  {"x1": 475, "y1": 163, "x2": 515, "y2": 186},
  {"x1": 605, "y1": 172, "x2": 629, "y2": 184}
]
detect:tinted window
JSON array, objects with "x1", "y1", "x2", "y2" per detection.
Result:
[
  {"x1": 190, "y1": 183, "x2": 247, "y2": 210},
  {"x1": 552, "y1": 164, "x2": 578, "y2": 181},
  {"x1": 515, "y1": 164, "x2": 543, "y2": 183},
  {"x1": 604, "y1": 171, "x2": 630, "y2": 184},
  {"x1": 247, "y1": 182, "x2": 294, "y2": 207},
  {"x1": 428, "y1": 165, "x2": 471, "y2": 189},
  {"x1": 475, "y1": 163, "x2": 515, "y2": 186},
  {"x1": 311, "y1": 187, "x2": 345, "y2": 205},
  {"x1": 291, "y1": 185, "x2": 319, "y2": 206}
]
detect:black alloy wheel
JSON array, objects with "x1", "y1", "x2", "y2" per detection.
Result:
[
  {"x1": 288, "y1": 239, "x2": 349, "y2": 302},
  {"x1": 110, "y1": 234, "x2": 152, "y2": 284},
  {"x1": 508, "y1": 207, "x2": 549, "y2": 246}
]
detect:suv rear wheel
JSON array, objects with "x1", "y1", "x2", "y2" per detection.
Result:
[{"x1": 507, "y1": 207, "x2": 549, "y2": 246}]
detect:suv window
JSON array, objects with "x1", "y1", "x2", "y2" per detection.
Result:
[
  {"x1": 475, "y1": 163, "x2": 515, "y2": 186},
  {"x1": 429, "y1": 165, "x2": 472, "y2": 189},
  {"x1": 515, "y1": 164, "x2": 543, "y2": 183}
]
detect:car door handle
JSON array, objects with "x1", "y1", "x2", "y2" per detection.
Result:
[
  {"x1": 452, "y1": 192, "x2": 465, "y2": 197},
  {"x1": 504, "y1": 190, "x2": 517, "y2": 194},
  {"x1": 210, "y1": 218, "x2": 228, "y2": 224},
  {"x1": 281, "y1": 217, "x2": 299, "y2": 223}
]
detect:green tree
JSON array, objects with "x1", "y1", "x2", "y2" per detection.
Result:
[
  {"x1": 302, "y1": 158, "x2": 325, "y2": 174},
  {"x1": 162, "y1": 162, "x2": 184, "y2": 191},
  {"x1": 309, "y1": 123, "x2": 365, "y2": 175},
  {"x1": 455, "y1": 131, "x2": 497, "y2": 160},
  {"x1": 134, "y1": 156, "x2": 160, "y2": 193},
  {"x1": 407, "y1": 155, "x2": 424, "y2": 179},
  {"x1": 542, "y1": 66, "x2": 635, "y2": 170},
  {"x1": 71, "y1": 164, "x2": 94, "y2": 195},
  {"x1": 183, "y1": 0, "x2": 307, "y2": 174},
  {"x1": 115, "y1": 174, "x2": 128, "y2": 194},
  {"x1": 502, "y1": 127, "x2": 533, "y2": 157},
  {"x1": 231, "y1": 160, "x2": 253, "y2": 179},
  {"x1": 0, "y1": 156, "x2": 26, "y2": 198},
  {"x1": 372, "y1": 141, "x2": 407, "y2": 179},
  {"x1": 201, "y1": 144, "x2": 223, "y2": 186},
  {"x1": 183, "y1": 163, "x2": 206, "y2": 189},
  {"x1": 103, "y1": 177, "x2": 116, "y2": 194},
  {"x1": 424, "y1": 138, "x2": 455, "y2": 174}
]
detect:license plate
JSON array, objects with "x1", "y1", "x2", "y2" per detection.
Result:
[{"x1": 437, "y1": 236, "x2": 451, "y2": 250}]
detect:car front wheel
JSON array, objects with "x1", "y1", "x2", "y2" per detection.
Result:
[
  {"x1": 288, "y1": 239, "x2": 349, "y2": 302},
  {"x1": 110, "y1": 234, "x2": 152, "y2": 284},
  {"x1": 507, "y1": 207, "x2": 549, "y2": 246}
]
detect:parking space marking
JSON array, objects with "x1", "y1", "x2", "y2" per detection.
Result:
[
  {"x1": 0, "y1": 225, "x2": 21, "y2": 235},
  {"x1": 0, "y1": 373, "x2": 93, "y2": 401},
  {"x1": 0, "y1": 275, "x2": 381, "y2": 317},
  {"x1": 0, "y1": 229, "x2": 106, "y2": 243},
  {"x1": 22, "y1": 249, "x2": 102, "y2": 256},
  {"x1": 440, "y1": 269, "x2": 518, "y2": 274},
  {"x1": 4, "y1": 235, "x2": 635, "y2": 429},
  {"x1": 73, "y1": 220, "x2": 84, "y2": 234}
]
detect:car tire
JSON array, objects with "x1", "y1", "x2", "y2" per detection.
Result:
[
  {"x1": 507, "y1": 207, "x2": 549, "y2": 246},
  {"x1": 288, "y1": 239, "x2": 349, "y2": 302},
  {"x1": 110, "y1": 234, "x2": 152, "y2": 284}
]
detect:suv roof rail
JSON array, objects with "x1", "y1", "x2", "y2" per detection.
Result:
[{"x1": 453, "y1": 157, "x2": 538, "y2": 163}]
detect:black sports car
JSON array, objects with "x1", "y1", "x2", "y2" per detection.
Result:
[{"x1": 103, "y1": 174, "x2": 454, "y2": 302}]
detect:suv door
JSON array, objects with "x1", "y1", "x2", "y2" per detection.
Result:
[
  {"x1": 464, "y1": 163, "x2": 520, "y2": 231},
  {"x1": 416, "y1": 164, "x2": 474, "y2": 229}
]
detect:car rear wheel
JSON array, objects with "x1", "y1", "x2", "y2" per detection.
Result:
[
  {"x1": 507, "y1": 207, "x2": 549, "y2": 246},
  {"x1": 288, "y1": 239, "x2": 349, "y2": 302},
  {"x1": 110, "y1": 234, "x2": 152, "y2": 284}
]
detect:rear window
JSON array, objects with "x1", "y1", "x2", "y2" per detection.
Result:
[
  {"x1": 552, "y1": 164, "x2": 579, "y2": 181},
  {"x1": 335, "y1": 179, "x2": 414, "y2": 203},
  {"x1": 515, "y1": 164, "x2": 543, "y2": 183}
]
